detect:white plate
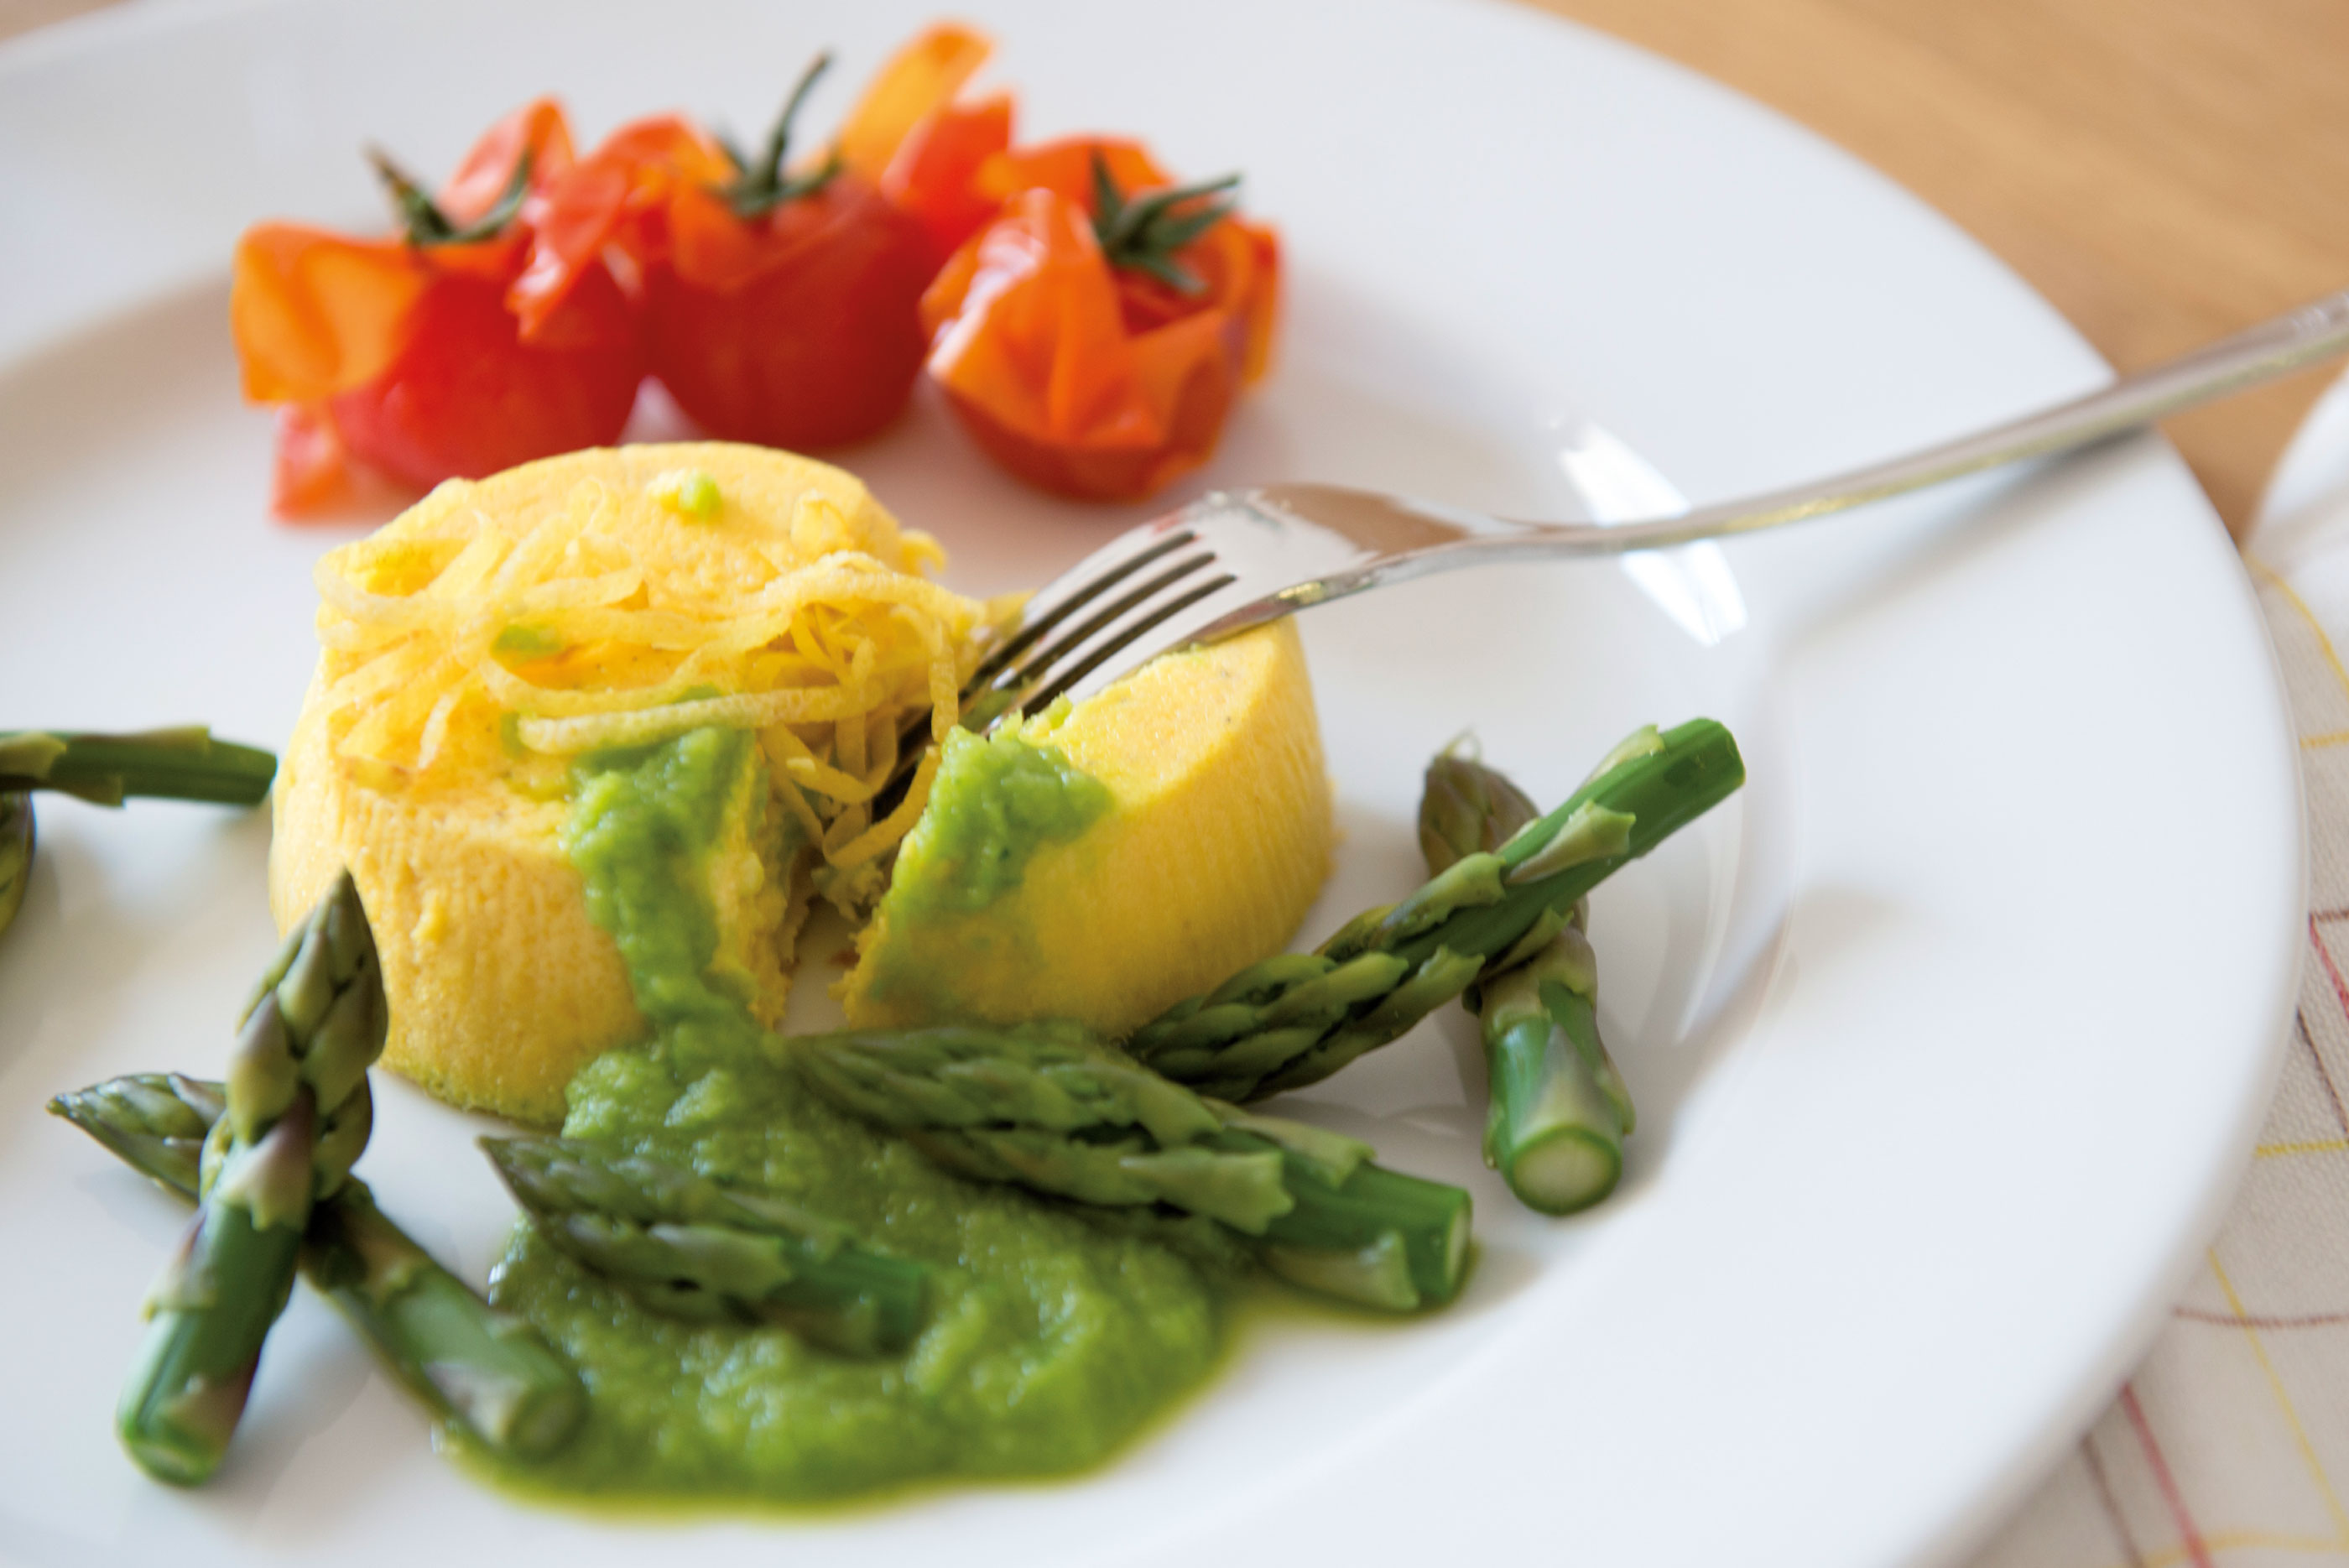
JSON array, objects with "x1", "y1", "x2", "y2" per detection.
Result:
[{"x1": 0, "y1": 2, "x2": 2302, "y2": 1565}]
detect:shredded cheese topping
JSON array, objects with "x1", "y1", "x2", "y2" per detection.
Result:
[{"x1": 310, "y1": 461, "x2": 1006, "y2": 903}]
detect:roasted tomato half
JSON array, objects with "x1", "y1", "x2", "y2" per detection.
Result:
[
  {"x1": 919, "y1": 138, "x2": 1281, "y2": 503},
  {"x1": 517, "y1": 29, "x2": 1000, "y2": 452},
  {"x1": 643, "y1": 154, "x2": 937, "y2": 451},
  {"x1": 231, "y1": 99, "x2": 645, "y2": 513},
  {"x1": 326, "y1": 254, "x2": 640, "y2": 492}
]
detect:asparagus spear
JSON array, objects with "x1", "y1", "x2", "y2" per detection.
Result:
[
  {"x1": 0, "y1": 729, "x2": 273, "y2": 943},
  {"x1": 50, "y1": 1074, "x2": 586, "y2": 1460},
  {"x1": 0, "y1": 792, "x2": 29, "y2": 940},
  {"x1": 1128, "y1": 719, "x2": 1743, "y2": 1102},
  {"x1": 1417, "y1": 744, "x2": 1541, "y2": 873},
  {"x1": 793, "y1": 1024, "x2": 1473, "y2": 1312},
  {"x1": 480, "y1": 1137, "x2": 931, "y2": 1357},
  {"x1": 49, "y1": 1073, "x2": 221, "y2": 1193},
  {"x1": 117, "y1": 871, "x2": 386, "y2": 1485},
  {"x1": 1473, "y1": 930, "x2": 1635, "y2": 1213},
  {"x1": 1421, "y1": 749, "x2": 1636, "y2": 1214},
  {"x1": 0, "y1": 727, "x2": 275, "y2": 805}
]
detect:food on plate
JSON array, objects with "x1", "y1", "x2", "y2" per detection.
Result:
[
  {"x1": 240, "y1": 434, "x2": 1737, "y2": 1504},
  {"x1": 243, "y1": 432, "x2": 1359, "y2": 1498},
  {"x1": 633, "y1": 66, "x2": 935, "y2": 452},
  {"x1": 837, "y1": 24, "x2": 1013, "y2": 261},
  {"x1": 268, "y1": 442, "x2": 999, "y2": 1123},
  {"x1": 1421, "y1": 749, "x2": 1634, "y2": 1214},
  {"x1": 1417, "y1": 740, "x2": 1544, "y2": 870},
  {"x1": 463, "y1": 716, "x2": 1720, "y2": 1501},
  {"x1": 920, "y1": 139, "x2": 1281, "y2": 501},
  {"x1": 517, "y1": 66, "x2": 930, "y2": 451},
  {"x1": 115, "y1": 873, "x2": 386, "y2": 1485},
  {"x1": 796, "y1": 1022, "x2": 1472, "y2": 1311},
  {"x1": 841, "y1": 621, "x2": 1331, "y2": 1036},
  {"x1": 0, "y1": 727, "x2": 278, "y2": 942},
  {"x1": 228, "y1": 23, "x2": 1284, "y2": 512},
  {"x1": 1128, "y1": 720, "x2": 1743, "y2": 1102},
  {"x1": 49, "y1": 8, "x2": 1747, "y2": 1513},
  {"x1": 482, "y1": 1135, "x2": 932, "y2": 1356},
  {"x1": 1473, "y1": 929, "x2": 1633, "y2": 1212},
  {"x1": 0, "y1": 727, "x2": 278, "y2": 805},
  {"x1": 477, "y1": 724, "x2": 1232, "y2": 1498},
  {"x1": 49, "y1": 1072, "x2": 586, "y2": 1461},
  {"x1": 268, "y1": 442, "x2": 1333, "y2": 1125},
  {"x1": 65, "y1": 653, "x2": 1736, "y2": 1501},
  {"x1": 232, "y1": 101, "x2": 643, "y2": 512},
  {"x1": 234, "y1": 25, "x2": 1003, "y2": 512},
  {"x1": 516, "y1": 25, "x2": 999, "y2": 453}
]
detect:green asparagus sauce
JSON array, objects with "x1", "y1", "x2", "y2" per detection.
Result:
[
  {"x1": 849, "y1": 716, "x2": 1113, "y2": 1020},
  {"x1": 474, "y1": 727, "x2": 1227, "y2": 1505},
  {"x1": 888, "y1": 719, "x2": 1112, "y2": 914}
]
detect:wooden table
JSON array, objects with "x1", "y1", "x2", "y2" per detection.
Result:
[
  {"x1": 9, "y1": 0, "x2": 2338, "y2": 538},
  {"x1": 1532, "y1": 0, "x2": 2349, "y2": 539}
]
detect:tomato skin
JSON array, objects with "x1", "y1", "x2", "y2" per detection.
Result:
[
  {"x1": 945, "y1": 344, "x2": 1237, "y2": 502},
  {"x1": 328, "y1": 258, "x2": 640, "y2": 490},
  {"x1": 233, "y1": 98, "x2": 647, "y2": 512},
  {"x1": 644, "y1": 175, "x2": 935, "y2": 450},
  {"x1": 919, "y1": 169, "x2": 1279, "y2": 504},
  {"x1": 269, "y1": 404, "x2": 352, "y2": 513},
  {"x1": 879, "y1": 94, "x2": 1014, "y2": 264}
]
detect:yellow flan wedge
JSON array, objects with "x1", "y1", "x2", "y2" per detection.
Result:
[{"x1": 841, "y1": 620, "x2": 1332, "y2": 1037}]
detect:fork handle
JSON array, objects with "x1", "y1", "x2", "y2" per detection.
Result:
[
  {"x1": 1539, "y1": 284, "x2": 2349, "y2": 555},
  {"x1": 1201, "y1": 285, "x2": 2349, "y2": 650}
]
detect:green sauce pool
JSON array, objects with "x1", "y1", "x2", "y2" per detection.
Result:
[{"x1": 472, "y1": 727, "x2": 1231, "y2": 1504}]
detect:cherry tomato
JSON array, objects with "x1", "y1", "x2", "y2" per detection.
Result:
[
  {"x1": 231, "y1": 99, "x2": 645, "y2": 514},
  {"x1": 920, "y1": 138, "x2": 1280, "y2": 502},
  {"x1": 329, "y1": 256, "x2": 640, "y2": 490},
  {"x1": 839, "y1": 24, "x2": 1009, "y2": 263},
  {"x1": 517, "y1": 27, "x2": 1001, "y2": 452},
  {"x1": 643, "y1": 175, "x2": 935, "y2": 449}
]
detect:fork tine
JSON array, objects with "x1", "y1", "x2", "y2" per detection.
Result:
[
  {"x1": 869, "y1": 541, "x2": 1227, "y2": 815},
  {"x1": 881, "y1": 526, "x2": 1206, "y2": 774},
  {"x1": 977, "y1": 550, "x2": 1222, "y2": 708},
  {"x1": 875, "y1": 487, "x2": 1372, "y2": 815},
  {"x1": 1013, "y1": 570, "x2": 1239, "y2": 713},
  {"x1": 966, "y1": 528, "x2": 1201, "y2": 690}
]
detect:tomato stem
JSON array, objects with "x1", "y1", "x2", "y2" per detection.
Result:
[
  {"x1": 721, "y1": 53, "x2": 846, "y2": 220},
  {"x1": 367, "y1": 146, "x2": 534, "y2": 247},
  {"x1": 1089, "y1": 152, "x2": 1241, "y2": 296}
]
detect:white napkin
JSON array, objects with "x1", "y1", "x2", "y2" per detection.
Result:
[{"x1": 1971, "y1": 383, "x2": 2349, "y2": 1568}]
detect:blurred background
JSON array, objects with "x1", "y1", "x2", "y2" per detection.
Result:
[{"x1": 1529, "y1": 0, "x2": 2349, "y2": 539}]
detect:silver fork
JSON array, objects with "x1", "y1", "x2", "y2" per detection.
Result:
[{"x1": 956, "y1": 287, "x2": 2349, "y2": 723}]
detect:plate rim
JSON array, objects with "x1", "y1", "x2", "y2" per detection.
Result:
[{"x1": 0, "y1": 3, "x2": 2306, "y2": 1565}]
